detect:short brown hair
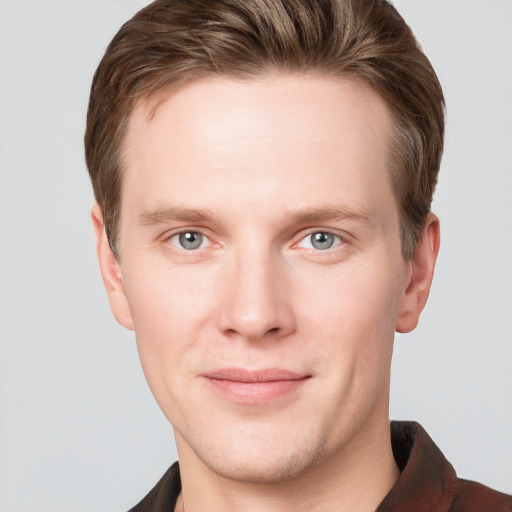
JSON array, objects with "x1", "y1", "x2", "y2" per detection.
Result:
[{"x1": 85, "y1": 0, "x2": 445, "y2": 259}]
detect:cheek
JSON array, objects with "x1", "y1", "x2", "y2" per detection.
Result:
[
  {"x1": 119, "y1": 261, "x2": 213, "y2": 381},
  {"x1": 302, "y1": 268, "x2": 401, "y2": 424},
  {"x1": 122, "y1": 258, "x2": 215, "y2": 332},
  {"x1": 297, "y1": 262, "x2": 403, "y2": 374},
  {"x1": 119, "y1": 264, "x2": 207, "y2": 421},
  {"x1": 301, "y1": 261, "x2": 401, "y2": 331}
]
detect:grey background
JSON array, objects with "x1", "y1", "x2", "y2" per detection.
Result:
[{"x1": 0, "y1": 0, "x2": 511, "y2": 510}]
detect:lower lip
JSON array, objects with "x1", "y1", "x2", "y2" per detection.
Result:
[{"x1": 206, "y1": 378, "x2": 308, "y2": 404}]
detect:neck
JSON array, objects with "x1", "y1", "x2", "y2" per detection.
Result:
[{"x1": 175, "y1": 417, "x2": 399, "y2": 512}]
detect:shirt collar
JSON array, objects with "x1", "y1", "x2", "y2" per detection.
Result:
[{"x1": 376, "y1": 421, "x2": 457, "y2": 512}]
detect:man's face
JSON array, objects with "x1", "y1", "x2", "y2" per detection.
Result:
[{"x1": 98, "y1": 74, "x2": 422, "y2": 483}]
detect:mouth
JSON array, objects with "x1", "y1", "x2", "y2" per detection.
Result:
[{"x1": 202, "y1": 368, "x2": 311, "y2": 404}]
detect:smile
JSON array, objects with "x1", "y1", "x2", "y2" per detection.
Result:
[{"x1": 203, "y1": 368, "x2": 311, "y2": 404}]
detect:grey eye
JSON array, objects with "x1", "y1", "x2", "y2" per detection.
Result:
[
  {"x1": 310, "y1": 232, "x2": 336, "y2": 250},
  {"x1": 178, "y1": 231, "x2": 204, "y2": 250}
]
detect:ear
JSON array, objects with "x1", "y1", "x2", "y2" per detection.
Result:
[
  {"x1": 396, "y1": 213, "x2": 440, "y2": 333},
  {"x1": 91, "y1": 203, "x2": 134, "y2": 330}
]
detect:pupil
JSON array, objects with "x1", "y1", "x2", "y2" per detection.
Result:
[
  {"x1": 179, "y1": 232, "x2": 202, "y2": 250},
  {"x1": 312, "y1": 232, "x2": 334, "y2": 250}
]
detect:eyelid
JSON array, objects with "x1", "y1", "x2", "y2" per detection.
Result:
[
  {"x1": 170, "y1": 232, "x2": 208, "y2": 250},
  {"x1": 160, "y1": 226, "x2": 347, "y2": 252},
  {"x1": 163, "y1": 227, "x2": 217, "y2": 251},
  {"x1": 293, "y1": 229, "x2": 346, "y2": 250}
]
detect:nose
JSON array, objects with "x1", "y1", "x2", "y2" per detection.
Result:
[{"x1": 217, "y1": 250, "x2": 296, "y2": 343}]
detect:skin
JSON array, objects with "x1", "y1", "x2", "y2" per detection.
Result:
[{"x1": 93, "y1": 74, "x2": 439, "y2": 512}]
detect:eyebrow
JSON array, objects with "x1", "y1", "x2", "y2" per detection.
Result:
[
  {"x1": 138, "y1": 206, "x2": 216, "y2": 225},
  {"x1": 138, "y1": 204, "x2": 372, "y2": 227},
  {"x1": 290, "y1": 206, "x2": 373, "y2": 225}
]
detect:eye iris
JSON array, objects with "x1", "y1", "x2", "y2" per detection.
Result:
[
  {"x1": 179, "y1": 232, "x2": 203, "y2": 250},
  {"x1": 311, "y1": 232, "x2": 334, "y2": 250}
]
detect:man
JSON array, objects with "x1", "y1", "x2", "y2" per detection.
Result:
[{"x1": 84, "y1": 0, "x2": 512, "y2": 510}]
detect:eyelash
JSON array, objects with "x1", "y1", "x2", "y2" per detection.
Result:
[
  {"x1": 167, "y1": 230, "x2": 211, "y2": 251},
  {"x1": 295, "y1": 231, "x2": 344, "y2": 251},
  {"x1": 165, "y1": 229, "x2": 345, "y2": 253}
]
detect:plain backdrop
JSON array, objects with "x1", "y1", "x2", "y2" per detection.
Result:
[{"x1": 0, "y1": 1, "x2": 511, "y2": 510}]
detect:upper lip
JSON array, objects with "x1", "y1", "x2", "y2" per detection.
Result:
[{"x1": 203, "y1": 368, "x2": 310, "y2": 383}]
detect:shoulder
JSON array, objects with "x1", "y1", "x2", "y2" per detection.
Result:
[
  {"x1": 379, "y1": 421, "x2": 512, "y2": 512},
  {"x1": 128, "y1": 462, "x2": 181, "y2": 512},
  {"x1": 450, "y1": 478, "x2": 512, "y2": 512}
]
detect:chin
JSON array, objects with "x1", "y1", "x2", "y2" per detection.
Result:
[{"x1": 191, "y1": 432, "x2": 329, "y2": 484}]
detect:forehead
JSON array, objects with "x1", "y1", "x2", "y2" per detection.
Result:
[
  {"x1": 121, "y1": 73, "x2": 396, "y2": 224},
  {"x1": 127, "y1": 73, "x2": 393, "y2": 156}
]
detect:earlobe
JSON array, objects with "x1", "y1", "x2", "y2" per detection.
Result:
[
  {"x1": 396, "y1": 213, "x2": 440, "y2": 333},
  {"x1": 91, "y1": 203, "x2": 134, "y2": 330}
]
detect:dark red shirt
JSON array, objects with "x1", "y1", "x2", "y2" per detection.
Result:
[
  {"x1": 129, "y1": 421, "x2": 512, "y2": 511},
  {"x1": 377, "y1": 422, "x2": 512, "y2": 511}
]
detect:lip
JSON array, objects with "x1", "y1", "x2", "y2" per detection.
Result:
[{"x1": 203, "y1": 368, "x2": 310, "y2": 404}]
